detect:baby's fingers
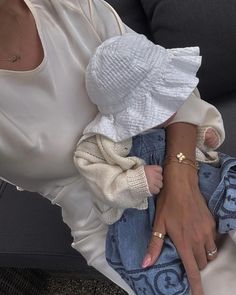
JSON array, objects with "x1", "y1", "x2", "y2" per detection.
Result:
[
  {"x1": 142, "y1": 223, "x2": 165, "y2": 268},
  {"x1": 149, "y1": 179, "x2": 163, "y2": 194}
]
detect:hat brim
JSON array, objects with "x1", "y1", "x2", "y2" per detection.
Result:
[
  {"x1": 84, "y1": 45, "x2": 201, "y2": 142},
  {"x1": 83, "y1": 87, "x2": 192, "y2": 142}
]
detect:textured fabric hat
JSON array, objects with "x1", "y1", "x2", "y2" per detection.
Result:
[{"x1": 84, "y1": 33, "x2": 201, "y2": 142}]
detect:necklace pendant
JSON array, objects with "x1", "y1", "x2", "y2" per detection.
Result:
[{"x1": 10, "y1": 55, "x2": 21, "y2": 63}]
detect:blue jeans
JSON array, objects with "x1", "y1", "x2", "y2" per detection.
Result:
[{"x1": 106, "y1": 129, "x2": 236, "y2": 295}]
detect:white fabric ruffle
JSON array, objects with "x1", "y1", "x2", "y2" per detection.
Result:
[{"x1": 84, "y1": 33, "x2": 202, "y2": 142}]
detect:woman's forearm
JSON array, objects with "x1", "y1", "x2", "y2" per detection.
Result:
[
  {"x1": 165, "y1": 122, "x2": 197, "y2": 161},
  {"x1": 163, "y1": 122, "x2": 199, "y2": 184}
]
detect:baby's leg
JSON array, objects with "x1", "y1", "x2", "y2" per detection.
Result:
[
  {"x1": 107, "y1": 200, "x2": 189, "y2": 295},
  {"x1": 51, "y1": 178, "x2": 135, "y2": 295},
  {"x1": 106, "y1": 129, "x2": 189, "y2": 294}
]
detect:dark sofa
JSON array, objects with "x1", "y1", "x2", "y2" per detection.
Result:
[{"x1": 0, "y1": 0, "x2": 235, "y2": 281}]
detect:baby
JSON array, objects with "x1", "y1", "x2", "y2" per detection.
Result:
[
  {"x1": 74, "y1": 33, "x2": 234, "y2": 295},
  {"x1": 74, "y1": 33, "x2": 224, "y2": 225}
]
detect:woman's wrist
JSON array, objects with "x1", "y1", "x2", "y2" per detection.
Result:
[
  {"x1": 164, "y1": 152, "x2": 199, "y2": 171},
  {"x1": 163, "y1": 122, "x2": 199, "y2": 190},
  {"x1": 165, "y1": 122, "x2": 197, "y2": 161},
  {"x1": 163, "y1": 162, "x2": 198, "y2": 185}
]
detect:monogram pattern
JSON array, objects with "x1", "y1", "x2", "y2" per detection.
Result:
[
  {"x1": 106, "y1": 129, "x2": 236, "y2": 294},
  {"x1": 106, "y1": 258, "x2": 189, "y2": 295}
]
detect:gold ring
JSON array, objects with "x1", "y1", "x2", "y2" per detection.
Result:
[
  {"x1": 207, "y1": 247, "x2": 217, "y2": 257},
  {"x1": 152, "y1": 231, "x2": 166, "y2": 240}
]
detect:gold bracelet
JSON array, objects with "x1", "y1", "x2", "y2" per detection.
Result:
[{"x1": 164, "y1": 152, "x2": 199, "y2": 171}]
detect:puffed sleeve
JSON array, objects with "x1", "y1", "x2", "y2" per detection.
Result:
[
  {"x1": 78, "y1": 0, "x2": 127, "y2": 41},
  {"x1": 167, "y1": 89, "x2": 225, "y2": 150}
]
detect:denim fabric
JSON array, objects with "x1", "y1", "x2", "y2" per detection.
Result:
[{"x1": 106, "y1": 129, "x2": 236, "y2": 295}]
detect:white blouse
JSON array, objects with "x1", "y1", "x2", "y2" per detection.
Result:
[
  {"x1": 0, "y1": 0, "x2": 125, "y2": 197},
  {"x1": 0, "y1": 5, "x2": 137, "y2": 292},
  {"x1": 1, "y1": 2, "x2": 236, "y2": 295}
]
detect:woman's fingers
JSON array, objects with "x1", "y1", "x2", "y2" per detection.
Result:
[
  {"x1": 142, "y1": 234, "x2": 164, "y2": 268},
  {"x1": 193, "y1": 244, "x2": 208, "y2": 270},
  {"x1": 178, "y1": 245, "x2": 204, "y2": 295},
  {"x1": 142, "y1": 223, "x2": 165, "y2": 268},
  {"x1": 205, "y1": 238, "x2": 218, "y2": 261}
]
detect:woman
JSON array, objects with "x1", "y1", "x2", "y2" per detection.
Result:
[{"x1": 0, "y1": 1, "x2": 216, "y2": 294}]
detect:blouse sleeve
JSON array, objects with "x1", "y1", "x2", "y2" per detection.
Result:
[{"x1": 78, "y1": 0, "x2": 127, "y2": 42}]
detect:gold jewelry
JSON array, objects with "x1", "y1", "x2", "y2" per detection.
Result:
[
  {"x1": 0, "y1": 12, "x2": 22, "y2": 63},
  {"x1": 152, "y1": 231, "x2": 166, "y2": 240},
  {"x1": 164, "y1": 152, "x2": 199, "y2": 171},
  {"x1": 0, "y1": 54, "x2": 21, "y2": 63},
  {"x1": 207, "y1": 247, "x2": 217, "y2": 257}
]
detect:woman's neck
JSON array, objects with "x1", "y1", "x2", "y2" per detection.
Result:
[
  {"x1": 0, "y1": 0, "x2": 37, "y2": 70},
  {"x1": 0, "y1": 0, "x2": 28, "y2": 17},
  {"x1": 0, "y1": 0, "x2": 29, "y2": 33}
]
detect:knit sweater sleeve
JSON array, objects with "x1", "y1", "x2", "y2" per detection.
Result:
[
  {"x1": 74, "y1": 135, "x2": 151, "y2": 221},
  {"x1": 167, "y1": 88, "x2": 225, "y2": 150}
]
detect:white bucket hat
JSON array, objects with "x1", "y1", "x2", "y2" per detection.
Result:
[{"x1": 84, "y1": 33, "x2": 201, "y2": 142}]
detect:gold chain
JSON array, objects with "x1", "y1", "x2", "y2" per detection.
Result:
[{"x1": 164, "y1": 152, "x2": 199, "y2": 171}]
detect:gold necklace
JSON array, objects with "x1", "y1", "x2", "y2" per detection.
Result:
[
  {"x1": 0, "y1": 54, "x2": 21, "y2": 63},
  {"x1": 0, "y1": 13, "x2": 22, "y2": 63}
]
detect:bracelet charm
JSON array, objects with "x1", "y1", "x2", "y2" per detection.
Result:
[
  {"x1": 164, "y1": 152, "x2": 199, "y2": 171},
  {"x1": 176, "y1": 152, "x2": 186, "y2": 162}
]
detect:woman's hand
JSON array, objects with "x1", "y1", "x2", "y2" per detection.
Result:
[
  {"x1": 142, "y1": 122, "x2": 217, "y2": 295},
  {"x1": 142, "y1": 163, "x2": 216, "y2": 295}
]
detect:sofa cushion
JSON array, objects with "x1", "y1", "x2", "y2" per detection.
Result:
[
  {"x1": 214, "y1": 94, "x2": 236, "y2": 156},
  {"x1": 107, "y1": 0, "x2": 151, "y2": 37},
  {"x1": 0, "y1": 184, "x2": 94, "y2": 273},
  {"x1": 140, "y1": 0, "x2": 236, "y2": 101}
]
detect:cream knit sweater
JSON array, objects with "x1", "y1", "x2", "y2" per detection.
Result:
[{"x1": 74, "y1": 90, "x2": 225, "y2": 224}]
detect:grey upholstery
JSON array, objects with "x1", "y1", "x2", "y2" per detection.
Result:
[{"x1": 0, "y1": 0, "x2": 235, "y2": 276}]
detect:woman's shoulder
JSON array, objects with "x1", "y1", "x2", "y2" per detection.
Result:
[
  {"x1": 45, "y1": 0, "x2": 126, "y2": 40},
  {"x1": 79, "y1": 0, "x2": 126, "y2": 40}
]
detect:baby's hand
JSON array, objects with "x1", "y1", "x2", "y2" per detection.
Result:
[
  {"x1": 144, "y1": 165, "x2": 163, "y2": 195},
  {"x1": 204, "y1": 127, "x2": 219, "y2": 149}
]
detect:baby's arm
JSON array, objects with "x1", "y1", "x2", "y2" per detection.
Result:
[
  {"x1": 167, "y1": 88, "x2": 225, "y2": 152},
  {"x1": 74, "y1": 134, "x2": 162, "y2": 215}
]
